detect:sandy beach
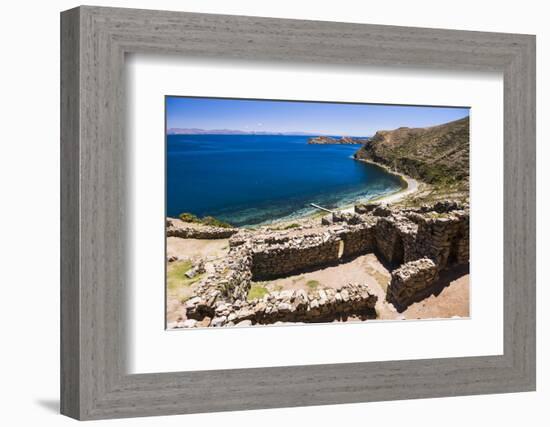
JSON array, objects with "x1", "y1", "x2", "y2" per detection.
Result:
[{"x1": 353, "y1": 158, "x2": 419, "y2": 205}]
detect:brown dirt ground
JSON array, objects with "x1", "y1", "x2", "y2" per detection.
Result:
[
  {"x1": 166, "y1": 238, "x2": 230, "y2": 323},
  {"x1": 254, "y1": 253, "x2": 469, "y2": 321},
  {"x1": 167, "y1": 236, "x2": 229, "y2": 261}
]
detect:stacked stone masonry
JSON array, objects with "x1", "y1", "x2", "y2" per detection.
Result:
[
  {"x1": 250, "y1": 234, "x2": 342, "y2": 280},
  {"x1": 183, "y1": 283, "x2": 377, "y2": 328},
  {"x1": 386, "y1": 258, "x2": 439, "y2": 309},
  {"x1": 177, "y1": 200, "x2": 469, "y2": 327},
  {"x1": 166, "y1": 218, "x2": 239, "y2": 239}
]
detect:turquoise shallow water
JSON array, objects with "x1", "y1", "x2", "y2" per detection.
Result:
[{"x1": 166, "y1": 134, "x2": 403, "y2": 226}]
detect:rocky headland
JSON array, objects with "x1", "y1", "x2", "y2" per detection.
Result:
[
  {"x1": 354, "y1": 117, "x2": 469, "y2": 184},
  {"x1": 353, "y1": 116, "x2": 469, "y2": 206}
]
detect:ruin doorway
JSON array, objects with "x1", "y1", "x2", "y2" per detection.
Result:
[{"x1": 391, "y1": 235, "x2": 404, "y2": 266}]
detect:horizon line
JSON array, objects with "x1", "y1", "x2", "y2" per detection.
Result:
[
  {"x1": 166, "y1": 115, "x2": 469, "y2": 137},
  {"x1": 166, "y1": 129, "x2": 369, "y2": 137}
]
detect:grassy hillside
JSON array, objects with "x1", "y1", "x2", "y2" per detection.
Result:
[{"x1": 354, "y1": 116, "x2": 470, "y2": 186}]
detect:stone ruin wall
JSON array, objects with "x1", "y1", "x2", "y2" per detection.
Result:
[
  {"x1": 166, "y1": 218, "x2": 239, "y2": 239},
  {"x1": 250, "y1": 236, "x2": 341, "y2": 280},
  {"x1": 338, "y1": 223, "x2": 376, "y2": 259},
  {"x1": 179, "y1": 201, "x2": 469, "y2": 327},
  {"x1": 384, "y1": 202, "x2": 470, "y2": 307},
  {"x1": 385, "y1": 258, "x2": 439, "y2": 310},
  {"x1": 373, "y1": 218, "x2": 406, "y2": 265},
  {"x1": 185, "y1": 244, "x2": 253, "y2": 320},
  {"x1": 184, "y1": 283, "x2": 377, "y2": 328}
]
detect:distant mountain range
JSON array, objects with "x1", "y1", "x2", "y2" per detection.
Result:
[{"x1": 167, "y1": 128, "x2": 322, "y2": 136}]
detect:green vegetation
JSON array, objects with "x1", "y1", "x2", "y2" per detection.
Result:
[
  {"x1": 268, "y1": 222, "x2": 301, "y2": 231},
  {"x1": 178, "y1": 212, "x2": 233, "y2": 228},
  {"x1": 283, "y1": 223, "x2": 300, "y2": 229},
  {"x1": 167, "y1": 260, "x2": 203, "y2": 291},
  {"x1": 201, "y1": 216, "x2": 233, "y2": 228},
  {"x1": 178, "y1": 212, "x2": 201, "y2": 223},
  {"x1": 416, "y1": 162, "x2": 457, "y2": 186},
  {"x1": 397, "y1": 180, "x2": 469, "y2": 208},
  {"x1": 248, "y1": 283, "x2": 269, "y2": 301},
  {"x1": 167, "y1": 260, "x2": 205, "y2": 305},
  {"x1": 354, "y1": 116, "x2": 469, "y2": 191},
  {"x1": 306, "y1": 280, "x2": 321, "y2": 290}
]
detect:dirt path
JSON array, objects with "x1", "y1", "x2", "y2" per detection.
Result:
[
  {"x1": 167, "y1": 236, "x2": 229, "y2": 261},
  {"x1": 257, "y1": 254, "x2": 389, "y2": 293}
]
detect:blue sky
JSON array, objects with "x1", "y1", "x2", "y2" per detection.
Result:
[{"x1": 166, "y1": 96, "x2": 470, "y2": 136}]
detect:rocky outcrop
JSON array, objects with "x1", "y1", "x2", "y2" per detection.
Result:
[
  {"x1": 166, "y1": 217, "x2": 239, "y2": 239},
  {"x1": 354, "y1": 117, "x2": 470, "y2": 185}
]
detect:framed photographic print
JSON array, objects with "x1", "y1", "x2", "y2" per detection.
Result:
[
  {"x1": 61, "y1": 6, "x2": 536, "y2": 420},
  {"x1": 164, "y1": 96, "x2": 471, "y2": 329}
]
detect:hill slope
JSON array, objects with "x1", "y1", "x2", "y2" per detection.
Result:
[{"x1": 354, "y1": 116, "x2": 470, "y2": 185}]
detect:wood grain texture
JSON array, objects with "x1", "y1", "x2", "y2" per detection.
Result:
[
  {"x1": 60, "y1": 7, "x2": 80, "y2": 419},
  {"x1": 60, "y1": 6, "x2": 536, "y2": 420}
]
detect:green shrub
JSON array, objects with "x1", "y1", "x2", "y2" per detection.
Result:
[
  {"x1": 167, "y1": 260, "x2": 193, "y2": 290},
  {"x1": 306, "y1": 280, "x2": 321, "y2": 290},
  {"x1": 247, "y1": 284, "x2": 269, "y2": 301},
  {"x1": 178, "y1": 212, "x2": 233, "y2": 228},
  {"x1": 283, "y1": 223, "x2": 300, "y2": 230},
  {"x1": 178, "y1": 212, "x2": 201, "y2": 223},
  {"x1": 201, "y1": 216, "x2": 233, "y2": 228}
]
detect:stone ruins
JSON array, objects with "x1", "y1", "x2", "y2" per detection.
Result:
[
  {"x1": 167, "y1": 218, "x2": 239, "y2": 239},
  {"x1": 172, "y1": 200, "x2": 469, "y2": 328}
]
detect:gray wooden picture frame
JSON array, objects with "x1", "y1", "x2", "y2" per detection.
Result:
[{"x1": 60, "y1": 5, "x2": 536, "y2": 421}]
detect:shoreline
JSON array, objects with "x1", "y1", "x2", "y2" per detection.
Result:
[
  {"x1": 261, "y1": 158, "x2": 420, "y2": 227},
  {"x1": 169, "y1": 156, "x2": 421, "y2": 230},
  {"x1": 352, "y1": 157, "x2": 419, "y2": 205}
]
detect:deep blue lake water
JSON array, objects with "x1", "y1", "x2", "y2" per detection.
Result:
[{"x1": 166, "y1": 134, "x2": 403, "y2": 226}]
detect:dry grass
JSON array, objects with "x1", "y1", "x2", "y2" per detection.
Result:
[
  {"x1": 306, "y1": 279, "x2": 321, "y2": 290},
  {"x1": 248, "y1": 283, "x2": 269, "y2": 301},
  {"x1": 167, "y1": 260, "x2": 204, "y2": 303}
]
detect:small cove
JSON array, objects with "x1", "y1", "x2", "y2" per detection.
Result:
[{"x1": 166, "y1": 134, "x2": 404, "y2": 226}]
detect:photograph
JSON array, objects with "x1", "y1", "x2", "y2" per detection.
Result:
[
  {"x1": 1, "y1": 0, "x2": 537, "y2": 423},
  {"x1": 165, "y1": 97, "x2": 471, "y2": 329}
]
